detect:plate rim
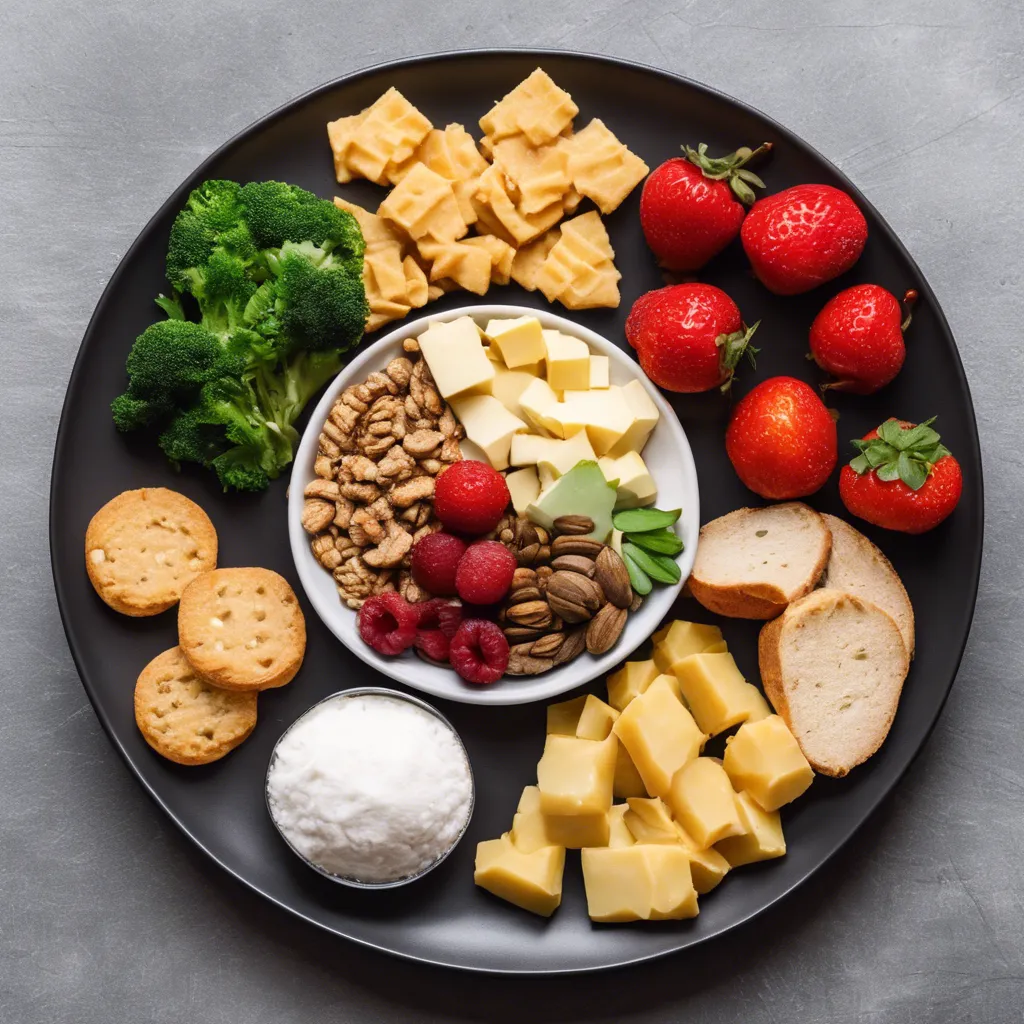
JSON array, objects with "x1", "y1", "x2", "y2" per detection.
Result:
[{"x1": 49, "y1": 47, "x2": 985, "y2": 975}]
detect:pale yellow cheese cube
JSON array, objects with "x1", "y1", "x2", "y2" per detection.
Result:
[
  {"x1": 674, "y1": 652, "x2": 771, "y2": 736},
  {"x1": 517, "y1": 377, "x2": 563, "y2": 436},
  {"x1": 607, "y1": 380, "x2": 660, "y2": 457},
  {"x1": 537, "y1": 733, "x2": 617, "y2": 816},
  {"x1": 491, "y1": 365, "x2": 541, "y2": 420},
  {"x1": 589, "y1": 355, "x2": 610, "y2": 389},
  {"x1": 623, "y1": 796, "x2": 678, "y2": 844},
  {"x1": 723, "y1": 715, "x2": 814, "y2": 812},
  {"x1": 580, "y1": 846, "x2": 652, "y2": 922},
  {"x1": 652, "y1": 620, "x2": 725, "y2": 676},
  {"x1": 417, "y1": 317, "x2": 494, "y2": 399},
  {"x1": 506, "y1": 466, "x2": 540, "y2": 516},
  {"x1": 705, "y1": 640, "x2": 729, "y2": 654},
  {"x1": 552, "y1": 388, "x2": 633, "y2": 456},
  {"x1": 510, "y1": 785, "x2": 551, "y2": 854},
  {"x1": 613, "y1": 677, "x2": 705, "y2": 798},
  {"x1": 449, "y1": 394, "x2": 527, "y2": 471},
  {"x1": 667, "y1": 757, "x2": 744, "y2": 849},
  {"x1": 606, "y1": 659, "x2": 659, "y2": 711},
  {"x1": 510, "y1": 432, "x2": 561, "y2": 467},
  {"x1": 674, "y1": 823, "x2": 731, "y2": 894},
  {"x1": 613, "y1": 742, "x2": 648, "y2": 799},
  {"x1": 598, "y1": 451, "x2": 657, "y2": 509},
  {"x1": 576, "y1": 694, "x2": 620, "y2": 741},
  {"x1": 715, "y1": 791, "x2": 786, "y2": 867},
  {"x1": 535, "y1": 430, "x2": 597, "y2": 478},
  {"x1": 485, "y1": 316, "x2": 547, "y2": 369},
  {"x1": 542, "y1": 330, "x2": 591, "y2": 392},
  {"x1": 510, "y1": 784, "x2": 608, "y2": 852},
  {"x1": 607, "y1": 804, "x2": 636, "y2": 848},
  {"x1": 539, "y1": 464, "x2": 556, "y2": 490},
  {"x1": 645, "y1": 845, "x2": 699, "y2": 921},
  {"x1": 474, "y1": 833, "x2": 565, "y2": 917},
  {"x1": 546, "y1": 695, "x2": 587, "y2": 736},
  {"x1": 484, "y1": 344, "x2": 504, "y2": 364}
]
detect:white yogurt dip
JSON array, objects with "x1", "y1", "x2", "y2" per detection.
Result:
[{"x1": 266, "y1": 691, "x2": 473, "y2": 884}]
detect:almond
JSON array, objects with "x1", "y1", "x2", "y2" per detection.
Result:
[
  {"x1": 550, "y1": 554, "x2": 596, "y2": 577},
  {"x1": 545, "y1": 571, "x2": 604, "y2": 623},
  {"x1": 594, "y1": 547, "x2": 633, "y2": 609},
  {"x1": 530, "y1": 633, "x2": 565, "y2": 657},
  {"x1": 553, "y1": 514, "x2": 595, "y2": 536},
  {"x1": 506, "y1": 600, "x2": 553, "y2": 629},
  {"x1": 551, "y1": 535, "x2": 605, "y2": 559},
  {"x1": 586, "y1": 603, "x2": 628, "y2": 654}
]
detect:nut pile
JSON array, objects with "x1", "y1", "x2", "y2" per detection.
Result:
[
  {"x1": 302, "y1": 340, "x2": 464, "y2": 609},
  {"x1": 494, "y1": 515, "x2": 639, "y2": 675}
]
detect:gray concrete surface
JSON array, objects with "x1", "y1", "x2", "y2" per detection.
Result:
[{"x1": 2, "y1": 0, "x2": 1022, "y2": 1020}]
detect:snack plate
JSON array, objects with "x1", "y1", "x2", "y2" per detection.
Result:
[
  {"x1": 288, "y1": 304, "x2": 697, "y2": 706},
  {"x1": 49, "y1": 50, "x2": 983, "y2": 973}
]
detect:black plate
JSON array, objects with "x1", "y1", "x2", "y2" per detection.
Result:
[{"x1": 50, "y1": 50, "x2": 983, "y2": 973}]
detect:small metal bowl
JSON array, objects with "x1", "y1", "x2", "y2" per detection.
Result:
[{"x1": 265, "y1": 686, "x2": 476, "y2": 890}]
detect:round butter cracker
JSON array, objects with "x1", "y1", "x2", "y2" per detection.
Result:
[{"x1": 85, "y1": 487, "x2": 218, "y2": 616}]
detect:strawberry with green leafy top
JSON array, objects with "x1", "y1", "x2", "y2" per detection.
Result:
[{"x1": 840, "y1": 417, "x2": 962, "y2": 533}]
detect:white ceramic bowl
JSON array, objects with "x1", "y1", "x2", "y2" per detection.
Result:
[{"x1": 288, "y1": 305, "x2": 700, "y2": 706}]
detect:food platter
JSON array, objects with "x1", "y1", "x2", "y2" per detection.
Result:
[{"x1": 50, "y1": 50, "x2": 983, "y2": 973}]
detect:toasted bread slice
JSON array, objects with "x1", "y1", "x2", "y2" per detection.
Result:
[
  {"x1": 688, "y1": 504, "x2": 831, "y2": 619},
  {"x1": 820, "y1": 514, "x2": 915, "y2": 658},
  {"x1": 758, "y1": 589, "x2": 910, "y2": 777}
]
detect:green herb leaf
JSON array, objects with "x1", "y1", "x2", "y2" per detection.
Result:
[
  {"x1": 626, "y1": 528, "x2": 683, "y2": 556},
  {"x1": 623, "y1": 543, "x2": 681, "y2": 584},
  {"x1": 613, "y1": 507, "x2": 681, "y2": 532},
  {"x1": 623, "y1": 551, "x2": 653, "y2": 595}
]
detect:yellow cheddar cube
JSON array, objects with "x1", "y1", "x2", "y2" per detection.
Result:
[
  {"x1": 517, "y1": 377, "x2": 562, "y2": 436},
  {"x1": 491, "y1": 365, "x2": 541, "y2": 421},
  {"x1": 575, "y1": 694, "x2": 620, "y2": 741},
  {"x1": 510, "y1": 786, "x2": 551, "y2": 854},
  {"x1": 542, "y1": 330, "x2": 591, "y2": 392},
  {"x1": 667, "y1": 757, "x2": 744, "y2": 849},
  {"x1": 589, "y1": 355, "x2": 610, "y2": 389},
  {"x1": 506, "y1": 466, "x2": 540, "y2": 516},
  {"x1": 474, "y1": 833, "x2": 565, "y2": 917},
  {"x1": 613, "y1": 741, "x2": 648, "y2": 798},
  {"x1": 705, "y1": 640, "x2": 729, "y2": 654},
  {"x1": 606, "y1": 659, "x2": 659, "y2": 711},
  {"x1": 552, "y1": 388, "x2": 633, "y2": 456},
  {"x1": 674, "y1": 652, "x2": 771, "y2": 736},
  {"x1": 723, "y1": 715, "x2": 814, "y2": 812},
  {"x1": 624, "y1": 797, "x2": 678, "y2": 844},
  {"x1": 449, "y1": 394, "x2": 527, "y2": 471},
  {"x1": 485, "y1": 316, "x2": 547, "y2": 369},
  {"x1": 581, "y1": 845, "x2": 697, "y2": 922},
  {"x1": 537, "y1": 733, "x2": 617, "y2": 816},
  {"x1": 674, "y1": 823, "x2": 731, "y2": 894},
  {"x1": 417, "y1": 317, "x2": 494, "y2": 400},
  {"x1": 613, "y1": 677, "x2": 705, "y2": 798},
  {"x1": 546, "y1": 695, "x2": 587, "y2": 736},
  {"x1": 535, "y1": 430, "x2": 597, "y2": 478},
  {"x1": 607, "y1": 380, "x2": 660, "y2": 458},
  {"x1": 653, "y1": 620, "x2": 725, "y2": 676},
  {"x1": 607, "y1": 803, "x2": 636, "y2": 848},
  {"x1": 511, "y1": 785, "x2": 608, "y2": 851},
  {"x1": 715, "y1": 791, "x2": 786, "y2": 867},
  {"x1": 598, "y1": 451, "x2": 657, "y2": 510},
  {"x1": 645, "y1": 845, "x2": 699, "y2": 921}
]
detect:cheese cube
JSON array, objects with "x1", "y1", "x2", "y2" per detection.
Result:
[
  {"x1": 542, "y1": 330, "x2": 591, "y2": 391},
  {"x1": 510, "y1": 785, "x2": 551, "y2": 854},
  {"x1": 715, "y1": 791, "x2": 786, "y2": 867},
  {"x1": 449, "y1": 394, "x2": 527, "y2": 471},
  {"x1": 606, "y1": 804, "x2": 636, "y2": 848},
  {"x1": 491, "y1": 365, "x2": 541, "y2": 420},
  {"x1": 613, "y1": 677, "x2": 705, "y2": 797},
  {"x1": 506, "y1": 466, "x2": 540, "y2": 515},
  {"x1": 537, "y1": 733, "x2": 617, "y2": 816},
  {"x1": 667, "y1": 757, "x2": 744, "y2": 848},
  {"x1": 598, "y1": 451, "x2": 657, "y2": 509},
  {"x1": 581, "y1": 845, "x2": 697, "y2": 922},
  {"x1": 551, "y1": 388, "x2": 633, "y2": 456},
  {"x1": 485, "y1": 316, "x2": 547, "y2": 368},
  {"x1": 723, "y1": 715, "x2": 814, "y2": 811},
  {"x1": 645, "y1": 845, "x2": 699, "y2": 921},
  {"x1": 474, "y1": 833, "x2": 565, "y2": 917},
  {"x1": 535, "y1": 429, "x2": 596, "y2": 478},
  {"x1": 673, "y1": 652, "x2": 771, "y2": 736},
  {"x1": 576, "y1": 694, "x2": 620, "y2": 741},
  {"x1": 539, "y1": 463, "x2": 556, "y2": 490},
  {"x1": 653, "y1": 620, "x2": 725, "y2": 676},
  {"x1": 623, "y1": 797, "x2": 678, "y2": 844},
  {"x1": 613, "y1": 742, "x2": 648, "y2": 798},
  {"x1": 546, "y1": 695, "x2": 587, "y2": 736},
  {"x1": 484, "y1": 344, "x2": 504, "y2": 364},
  {"x1": 417, "y1": 317, "x2": 494, "y2": 399},
  {"x1": 510, "y1": 432, "x2": 560, "y2": 466},
  {"x1": 518, "y1": 377, "x2": 563, "y2": 435},
  {"x1": 589, "y1": 355, "x2": 610, "y2": 389},
  {"x1": 607, "y1": 380, "x2": 660, "y2": 457},
  {"x1": 674, "y1": 823, "x2": 731, "y2": 894},
  {"x1": 606, "y1": 659, "x2": 659, "y2": 711},
  {"x1": 511, "y1": 784, "x2": 608, "y2": 851}
]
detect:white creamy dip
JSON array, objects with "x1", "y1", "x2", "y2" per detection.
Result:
[{"x1": 266, "y1": 693, "x2": 473, "y2": 883}]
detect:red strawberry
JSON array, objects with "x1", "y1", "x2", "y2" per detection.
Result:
[
  {"x1": 433, "y1": 460, "x2": 510, "y2": 536},
  {"x1": 455, "y1": 540, "x2": 517, "y2": 605},
  {"x1": 640, "y1": 142, "x2": 772, "y2": 271},
  {"x1": 741, "y1": 184, "x2": 868, "y2": 295},
  {"x1": 810, "y1": 285, "x2": 917, "y2": 394},
  {"x1": 625, "y1": 283, "x2": 759, "y2": 393},
  {"x1": 410, "y1": 532, "x2": 467, "y2": 596},
  {"x1": 840, "y1": 418, "x2": 962, "y2": 533},
  {"x1": 726, "y1": 376, "x2": 838, "y2": 499}
]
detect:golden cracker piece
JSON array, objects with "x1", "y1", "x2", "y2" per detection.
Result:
[
  {"x1": 341, "y1": 88, "x2": 433, "y2": 185},
  {"x1": 479, "y1": 69, "x2": 578, "y2": 147},
  {"x1": 491, "y1": 135, "x2": 573, "y2": 215},
  {"x1": 473, "y1": 165, "x2": 565, "y2": 247},
  {"x1": 178, "y1": 568, "x2": 306, "y2": 692},
  {"x1": 510, "y1": 229, "x2": 560, "y2": 291},
  {"x1": 565, "y1": 118, "x2": 649, "y2": 214},
  {"x1": 463, "y1": 234, "x2": 516, "y2": 285},
  {"x1": 534, "y1": 211, "x2": 622, "y2": 310},
  {"x1": 134, "y1": 647, "x2": 257, "y2": 766},
  {"x1": 85, "y1": 488, "x2": 217, "y2": 617},
  {"x1": 379, "y1": 163, "x2": 469, "y2": 243},
  {"x1": 417, "y1": 238, "x2": 494, "y2": 296}
]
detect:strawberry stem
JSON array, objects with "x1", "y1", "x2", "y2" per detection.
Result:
[
  {"x1": 683, "y1": 142, "x2": 773, "y2": 205},
  {"x1": 717, "y1": 321, "x2": 760, "y2": 392},
  {"x1": 901, "y1": 289, "x2": 919, "y2": 332}
]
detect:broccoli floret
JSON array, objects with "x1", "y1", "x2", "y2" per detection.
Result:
[{"x1": 166, "y1": 180, "x2": 248, "y2": 289}]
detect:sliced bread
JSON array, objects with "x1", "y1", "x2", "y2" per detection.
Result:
[
  {"x1": 758, "y1": 589, "x2": 910, "y2": 777},
  {"x1": 688, "y1": 503, "x2": 831, "y2": 619},
  {"x1": 820, "y1": 514, "x2": 915, "y2": 658}
]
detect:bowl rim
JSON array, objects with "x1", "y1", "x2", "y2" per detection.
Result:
[
  {"x1": 265, "y1": 686, "x2": 476, "y2": 889},
  {"x1": 287, "y1": 302, "x2": 699, "y2": 705}
]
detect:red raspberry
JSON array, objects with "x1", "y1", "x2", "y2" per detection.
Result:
[
  {"x1": 449, "y1": 619, "x2": 509, "y2": 684},
  {"x1": 433, "y1": 460, "x2": 510, "y2": 536},
  {"x1": 415, "y1": 628, "x2": 451, "y2": 663},
  {"x1": 455, "y1": 540, "x2": 517, "y2": 605},
  {"x1": 416, "y1": 598, "x2": 463, "y2": 638},
  {"x1": 410, "y1": 533, "x2": 467, "y2": 596},
  {"x1": 356, "y1": 592, "x2": 419, "y2": 656}
]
